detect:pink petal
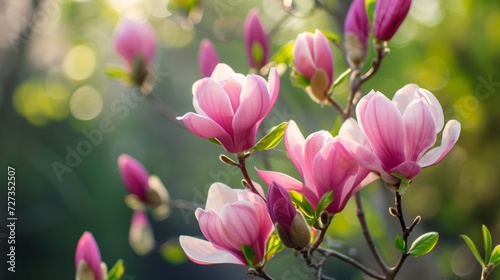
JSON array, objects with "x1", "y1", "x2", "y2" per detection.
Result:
[
  {"x1": 284, "y1": 120, "x2": 306, "y2": 176},
  {"x1": 211, "y1": 63, "x2": 235, "y2": 81},
  {"x1": 338, "y1": 118, "x2": 366, "y2": 145},
  {"x1": 266, "y1": 68, "x2": 280, "y2": 112},
  {"x1": 339, "y1": 136, "x2": 390, "y2": 180},
  {"x1": 223, "y1": 74, "x2": 245, "y2": 112},
  {"x1": 177, "y1": 112, "x2": 236, "y2": 153},
  {"x1": 312, "y1": 30, "x2": 334, "y2": 84},
  {"x1": 255, "y1": 168, "x2": 318, "y2": 208},
  {"x1": 418, "y1": 120, "x2": 461, "y2": 167},
  {"x1": 75, "y1": 232, "x2": 102, "y2": 280},
  {"x1": 358, "y1": 91, "x2": 406, "y2": 170},
  {"x1": 356, "y1": 172, "x2": 380, "y2": 192},
  {"x1": 302, "y1": 131, "x2": 333, "y2": 187},
  {"x1": 220, "y1": 202, "x2": 259, "y2": 251},
  {"x1": 117, "y1": 154, "x2": 149, "y2": 201},
  {"x1": 403, "y1": 99, "x2": 437, "y2": 161},
  {"x1": 196, "y1": 209, "x2": 234, "y2": 250},
  {"x1": 417, "y1": 87, "x2": 444, "y2": 133},
  {"x1": 179, "y1": 236, "x2": 244, "y2": 265},
  {"x1": 293, "y1": 33, "x2": 316, "y2": 79},
  {"x1": 392, "y1": 83, "x2": 418, "y2": 115},
  {"x1": 192, "y1": 78, "x2": 235, "y2": 133},
  {"x1": 390, "y1": 161, "x2": 422, "y2": 181},
  {"x1": 204, "y1": 183, "x2": 239, "y2": 213}
]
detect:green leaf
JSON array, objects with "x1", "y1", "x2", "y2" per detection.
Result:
[
  {"x1": 490, "y1": 245, "x2": 500, "y2": 266},
  {"x1": 394, "y1": 235, "x2": 406, "y2": 253},
  {"x1": 107, "y1": 259, "x2": 124, "y2": 280},
  {"x1": 329, "y1": 68, "x2": 352, "y2": 94},
  {"x1": 461, "y1": 234, "x2": 485, "y2": 266},
  {"x1": 365, "y1": 0, "x2": 377, "y2": 25},
  {"x1": 483, "y1": 225, "x2": 493, "y2": 264},
  {"x1": 409, "y1": 232, "x2": 439, "y2": 257},
  {"x1": 252, "y1": 122, "x2": 288, "y2": 151},
  {"x1": 330, "y1": 116, "x2": 343, "y2": 136},
  {"x1": 391, "y1": 172, "x2": 411, "y2": 196},
  {"x1": 290, "y1": 190, "x2": 315, "y2": 222},
  {"x1": 318, "y1": 30, "x2": 342, "y2": 44},
  {"x1": 270, "y1": 40, "x2": 294, "y2": 64},
  {"x1": 252, "y1": 42, "x2": 264, "y2": 67},
  {"x1": 265, "y1": 232, "x2": 285, "y2": 262},
  {"x1": 241, "y1": 245, "x2": 256, "y2": 267},
  {"x1": 105, "y1": 66, "x2": 131, "y2": 81},
  {"x1": 315, "y1": 191, "x2": 334, "y2": 218},
  {"x1": 208, "y1": 138, "x2": 222, "y2": 147}
]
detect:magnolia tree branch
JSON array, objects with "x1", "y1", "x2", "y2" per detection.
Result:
[
  {"x1": 316, "y1": 247, "x2": 385, "y2": 280},
  {"x1": 237, "y1": 153, "x2": 266, "y2": 201}
]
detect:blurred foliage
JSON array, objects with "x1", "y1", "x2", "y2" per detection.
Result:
[{"x1": 0, "y1": 0, "x2": 499, "y2": 279}]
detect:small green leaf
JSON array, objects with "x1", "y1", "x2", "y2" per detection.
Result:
[
  {"x1": 290, "y1": 190, "x2": 315, "y2": 221},
  {"x1": 269, "y1": 40, "x2": 294, "y2": 64},
  {"x1": 394, "y1": 235, "x2": 406, "y2": 253},
  {"x1": 483, "y1": 225, "x2": 493, "y2": 264},
  {"x1": 391, "y1": 172, "x2": 411, "y2": 196},
  {"x1": 318, "y1": 30, "x2": 342, "y2": 44},
  {"x1": 461, "y1": 234, "x2": 485, "y2": 266},
  {"x1": 315, "y1": 191, "x2": 334, "y2": 218},
  {"x1": 490, "y1": 245, "x2": 500, "y2": 266},
  {"x1": 329, "y1": 68, "x2": 352, "y2": 94},
  {"x1": 252, "y1": 122, "x2": 288, "y2": 151},
  {"x1": 330, "y1": 116, "x2": 343, "y2": 136},
  {"x1": 107, "y1": 259, "x2": 124, "y2": 280},
  {"x1": 290, "y1": 70, "x2": 310, "y2": 88},
  {"x1": 208, "y1": 138, "x2": 222, "y2": 147},
  {"x1": 252, "y1": 42, "x2": 264, "y2": 67},
  {"x1": 241, "y1": 245, "x2": 256, "y2": 267},
  {"x1": 409, "y1": 232, "x2": 439, "y2": 257},
  {"x1": 365, "y1": 0, "x2": 377, "y2": 25},
  {"x1": 265, "y1": 232, "x2": 285, "y2": 261},
  {"x1": 105, "y1": 66, "x2": 131, "y2": 81}
]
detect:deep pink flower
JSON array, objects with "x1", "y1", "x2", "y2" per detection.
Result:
[
  {"x1": 179, "y1": 183, "x2": 273, "y2": 266},
  {"x1": 244, "y1": 9, "x2": 269, "y2": 70},
  {"x1": 75, "y1": 232, "x2": 104, "y2": 280},
  {"x1": 340, "y1": 84, "x2": 461, "y2": 185},
  {"x1": 114, "y1": 17, "x2": 156, "y2": 70},
  {"x1": 293, "y1": 30, "x2": 334, "y2": 102},
  {"x1": 118, "y1": 154, "x2": 149, "y2": 202},
  {"x1": 344, "y1": 0, "x2": 370, "y2": 67},
  {"x1": 177, "y1": 63, "x2": 280, "y2": 154},
  {"x1": 199, "y1": 39, "x2": 220, "y2": 77},
  {"x1": 374, "y1": 0, "x2": 412, "y2": 41},
  {"x1": 257, "y1": 120, "x2": 372, "y2": 214}
]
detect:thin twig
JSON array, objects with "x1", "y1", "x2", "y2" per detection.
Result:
[
  {"x1": 309, "y1": 215, "x2": 332, "y2": 254},
  {"x1": 355, "y1": 193, "x2": 389, "y2": 274},
  {"x1": 316, "y1": 247, "x2": 385, "y2": 280},
  {"x1": 237, "y1": 154, "x2": 266, "y2": 201}
]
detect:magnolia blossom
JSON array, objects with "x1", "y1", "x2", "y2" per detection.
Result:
[
  {"x1": 114, "y1": 18, "x2": 155, "y2": 68},
  {"x1": 177, "y1": 63, "x2": 280, "y2": 153},
  {"x1": 293, "y1": 30, "x2": 334, "y2": 103},
  {"x1": 244, "y1": 9, "x2": 269, "y2": 70},
  {"x1": 344, "y1": 0, "x2": 370, "y2": 67},
  {"x1": 374, "y1": 0, "x2": 412, "y2": 41},
  {"x1": 267, "y1": 182, "x2": 310, "y2": 250},
  {"x1": 257, "y1": 120, "x2": 372, "y2": 214},
  {"x1": 179, "y1": 183, "x2": 273, "y2": 266},
  {"x1": 340, "y1": 84, "x2": 461, "y2": 186},
  {"x1": 199, "y1": 39, "x2": 220, "y2": 77},
  {"x1": 75, "y1": 232, "x2": 106, "y2": 280}
]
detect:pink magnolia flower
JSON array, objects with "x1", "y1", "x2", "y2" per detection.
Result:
[
  {"x1": 257, "y1": 120, "x2": 372, "y2": 214},
  {"x1": 177, "y1": 63, "x2": 280, "y2": 154},
  {"x1": 179, "y1": 183, "x2": 273, "y2": 266},
  {"x1": 199, "y1": 39, "x2": 220, "y2": 77},
  {"x1": 118, "y1": 154, "x2": 149, "y2": 202},
  {"x1": 293, "y1": 30, "x2": 334, "y2": 103},
  {"x1": 75, "y1": 232, "x2": 105, "y2": 280},
  {"x1": 244, "y1": 9, "x2": 269, "y2": 70},
  {"x1": 374, "y1": 0, "x2": 412, "y2": 41},
  {"x1": 344, "y1": 0, "x2": 370, "y2": 67},
  {"x1": 114, "y1": 17, "x2": 156, "y2": 70},
  {"x1": 340, "y1": 84, "x2": 461, "y2": 186}
]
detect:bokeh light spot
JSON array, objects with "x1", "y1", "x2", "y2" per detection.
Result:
[
  {"x1": 63, "y1": 45, "x2": 96, "y2": 80},
  {"x1": 70, "y1": 85, "x2": 103, "y2": 121}
]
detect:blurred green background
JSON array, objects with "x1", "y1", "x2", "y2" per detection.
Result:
[{"x1": 0, "y1": 0, "x2": 499, "y2": 279}]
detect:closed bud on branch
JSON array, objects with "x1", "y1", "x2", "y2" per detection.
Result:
[
  {"x1": 129, "y1": 210, "x2": 156, "y2": 255},
  {"x1": 374, "y1": 0, "x2": 412, "y2": 41},
  {"x1": 198, "y1": 39, "x2": 219, "y2": 77},
  {"x1": 344, "y1": 0, "x2": 370, "y2": 68},
  {"x1": 75, "y1": 232, "x2": 107, "y2": 280},
  {"x1": 244, "y1": 9, "x2": 269, "y2": 70}
]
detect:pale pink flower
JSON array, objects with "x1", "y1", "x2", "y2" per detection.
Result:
[
  {"x1": 257, "y1": 120, "x2": 372, "y2": 214},
  {"x1": 340, "y1": 84, "x2": 461, "y2": 185},
  {"x1": 244, "y1": 9, "x2": 269, "y2": 70},
  {"x1": 374, "y1": 0, "x2": 412, "y2": 41},
  {"x1": 177, "y1": 63, "x2": 280, "y2": 154},
  {"x1": 199, "y1": 39, "x2": 220, "y2": 78},
  {"x1": 179, "y1": 183, "x2": 273, "y2": 266}
]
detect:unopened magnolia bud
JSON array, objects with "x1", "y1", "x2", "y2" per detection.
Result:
[
  {"x1": 276, "y1": 210, "x2": 311, "y2": 250},
  {"x1": 344, "y1": 0, "x2": 369, "y2": 68},
  {"x1": 75, "y1": 232, "x2": 107, "y2": 280},
  {"x1": 412, "y1": 215, "x2": 422, "y2": 225},
  {"x1": 147, "y1": 175, "x2": 170, "y2": 220},
  {"x1": 129, "y1": 210, "x2": 156, "y2": 255},
  {"x1": 374, "y1": 0, "x2": 412, "y2": 41}
]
